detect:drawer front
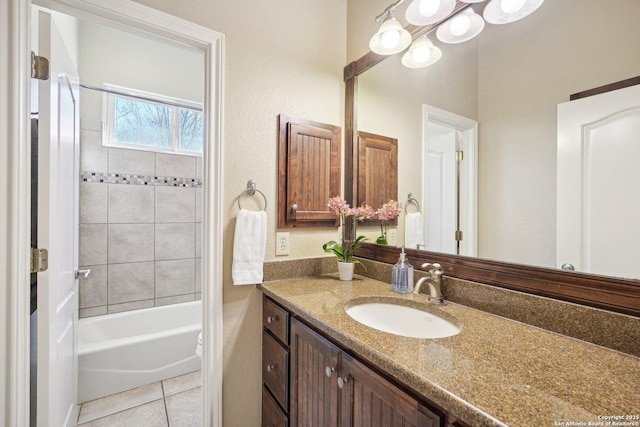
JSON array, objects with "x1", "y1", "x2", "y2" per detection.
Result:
[
  {"x1": 263, "y1": 297, "x2": 289, "y2": 344},
  {"x1": 263, "y1": 331, "x2": 289, "y2": 411},
  {"x1": 262, "y1": 387, "x2": 288, "y2": 427}
]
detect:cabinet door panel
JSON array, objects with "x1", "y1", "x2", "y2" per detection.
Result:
[
  {"x1": 290, "y1": 318, "x2": 340, "y2": 427},
  {"x1": 342, "y1": 355, "x2": 442, "y2": 427}
]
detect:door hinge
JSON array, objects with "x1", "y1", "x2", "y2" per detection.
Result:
[
  {"x1": 30, "y1": 248, "x2": 49, "y2": 273},
  {"x1": 455, "y1": 150, "x2": 464, "y2": 161},
  {"x1": 31, "y1": 52, "x2": 50, "y2": 81},
  {"x1": 455, "y1": 230, "x2": 463, "y2": 241}
]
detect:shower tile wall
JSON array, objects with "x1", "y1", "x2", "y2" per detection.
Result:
[{"x1": 78, "y1": 90, "x2": 203, "y2": 318}]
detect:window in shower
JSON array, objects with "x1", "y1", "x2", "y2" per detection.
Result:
[{"x1": 103, "y1": 86, "x2": 203, "y2": 155}]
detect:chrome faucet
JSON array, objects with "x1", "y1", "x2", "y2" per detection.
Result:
[{"x1": 413, "y1": 263, "x2": 445, "y2": 305}]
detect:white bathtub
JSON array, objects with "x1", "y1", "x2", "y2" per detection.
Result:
[{"x1": 78, "y1": 301, "x2": 202, "y2": 403}]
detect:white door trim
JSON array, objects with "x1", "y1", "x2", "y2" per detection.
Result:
[
  {"x1": 1, "y1": 1, "x2": 225, "y2": 426},
  {"x1": 422, "y1": 104, "x2": 478, "y2": 257}
]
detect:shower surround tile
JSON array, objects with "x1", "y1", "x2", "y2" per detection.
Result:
[
  {"x1": 108, "y1": 148, "x2": 156, "y2": 176},
  {"x1": 155, "y1": 186, "x2": 196, "y2": 223},
  {"x1": 80, "y1": 182, "x2": 107, "y2": 224},
  {"x1": 155, "y1": 259, "x2": 195, "y2": 298},
  {"x1": 107, "y1": 184, "x2": 154, "y2": 223},
  {"x1": 78, "y1": 96, "x2": 203, "y2": 317},
  {"x1": 155, "y1": 223, "x2": 195, "y2": 261},
  {"x1": 156, "y1": 153, "x2": 196, "y2": 179},
  {"x1": 80, "y1": 129, "x2": 108, "y2": 173},
  {"x1": 108, "y1": 262, "x2": 155, "y2": 305},
  {"x1": 79, "y1": 265, "x2": 107, "y2": 309},
  {"x1": 108, "y1": 224, "x2": 155, "y2": 264},
  {"x1": 80, "y1": 224, "x2": 108, "y2": 266}
]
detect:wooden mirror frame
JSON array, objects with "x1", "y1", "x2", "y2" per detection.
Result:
[{"x1": 343, "y1": 1, "x2": 640, "y2": 317}]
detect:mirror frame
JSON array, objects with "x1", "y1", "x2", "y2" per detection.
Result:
[{"x1": 343, "y1": 1, "x2": 640, "y2": 317}]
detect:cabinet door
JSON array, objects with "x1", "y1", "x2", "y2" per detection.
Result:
[
  {"x1": 290, "y1": 318, "x2": 341, "y2": 427},
  {"x1": 341, "y1": 354, "x2": 442, "y2": 427}
]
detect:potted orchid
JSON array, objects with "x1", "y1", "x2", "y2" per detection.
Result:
[
  {"x1": 374, "y1": 200, "x2": 402, "y2": 245},
  {"x1": 322, "y1": 196, "x2": 374, "y2": 280}
]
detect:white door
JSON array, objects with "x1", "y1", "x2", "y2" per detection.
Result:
[
  {"x1": 557, "y1": 84, "x2": 640, "y2": 278},
  {"x1": 37, "y1": 11, "x2": 80, "y2": 427},
  {"x1": 425, "y1": 121, "x2": 457, "y2": 254}
]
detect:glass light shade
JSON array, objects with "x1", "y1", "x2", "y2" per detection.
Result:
[
  {"x1": 483, "y1": 0, "x2": 544, "y2": 24},
  {"x1": 405, "y1": 0, "x2": 456, "y2": 26},
  {"x1": 401, "y1": 37, "x2": 442, "y2": 68},
  {"x1": 369, "y1": 16, "x2": 412, "y2": 55},
  {"x1": 436, "y1": 9, "x2": 485, "y2": 44}
]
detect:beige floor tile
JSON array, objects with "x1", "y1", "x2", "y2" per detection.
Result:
[
  {"x1": 165, "y1": 387, "x2": 201, "y2": 427},
  {"x1": 77, "y1": 399, "x2": 168, "y2": 427},
  {"x1": 78, "y1": 382, "x2": 164, "y2": 424},
  {"x1": 162, "y1": 370, "x2": 202, "y2": 397}
]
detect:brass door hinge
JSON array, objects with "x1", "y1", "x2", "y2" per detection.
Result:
[
  {"x1": 455, "y1": 150, "x2": 464, "y2": 161},
  {"x1": 455, "y1": 230, "x2": 463, "y2": 241},
  {"x1": 31, "y1": 52, "x2": 50, "y2": 81},
  {"x1": 30, "y1": 248, "x2": 49, "y2": 273}
]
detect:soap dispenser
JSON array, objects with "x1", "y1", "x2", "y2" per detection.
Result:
[{"x1": 392, "y1": 247, "x2": 414, "y2": 293}]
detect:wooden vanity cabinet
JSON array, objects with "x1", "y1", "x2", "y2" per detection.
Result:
[
  {"x1": 263, "y1": 296, "x2": 452, "y2": 427},
  {"x1": 262, "y1": 298, "x2": 290, "y2": 427}
]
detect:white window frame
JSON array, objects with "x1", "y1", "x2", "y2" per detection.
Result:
[{"x1": 102, "y1": 84, "x2": 204, "y2": 156}]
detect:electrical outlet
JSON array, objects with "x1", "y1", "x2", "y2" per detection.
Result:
[
  {"x1": 388, "y1": 229, "x2": 397, "y2": 245},
  {"x1": 276, "y1": 232, "x2": 290, "y2": 256}
]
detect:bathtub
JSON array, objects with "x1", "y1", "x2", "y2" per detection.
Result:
[{"x1": 78, "y1": 301, "x2": 202, "y2": 403}]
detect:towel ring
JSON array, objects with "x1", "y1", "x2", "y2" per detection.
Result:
[
  {"x1": 237, "y1": 180, "x2": 267, "y2": 211},
  {"x1": 405, "y1": 192, "x2": 420, "y2": 214}
]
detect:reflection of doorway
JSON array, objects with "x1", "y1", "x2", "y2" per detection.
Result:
[
  {"x1": 5, "y1": 1, "x2": 224, "y2": 426},
  {"x1": 422, "y1": 104, "x2": 477, "y2": 256}
]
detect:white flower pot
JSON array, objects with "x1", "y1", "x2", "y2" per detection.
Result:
[{"x1": 338, "y1": 261, "x2": 355, "y2": 281}]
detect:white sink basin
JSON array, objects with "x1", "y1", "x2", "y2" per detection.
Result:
[{"x1": 345, "y1": 301, "x2": 461, "y2": 339}]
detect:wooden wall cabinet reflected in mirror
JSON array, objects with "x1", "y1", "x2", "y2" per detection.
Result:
[
  {"x1": 357, "y1": 131, "x2": 398, "y2": 219},
  {"x1": 278, "y1": 114, "x2": 341, "y2": 228}
]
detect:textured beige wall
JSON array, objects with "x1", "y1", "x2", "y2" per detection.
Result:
[
  {"x1": 477, "y1": 0, "x2": 640, "y2": 266},
  {"x1": 129, "y1": 1, "x2": 346, "y2": 425}
]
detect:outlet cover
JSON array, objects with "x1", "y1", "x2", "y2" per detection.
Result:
[{"x1": 276, "y1": 232, "x2": 290, "y2": 256}]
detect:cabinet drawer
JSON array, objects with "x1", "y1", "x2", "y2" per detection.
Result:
[
  {"x1": 263, "y1": 387, "x2": 288, "y2": 427},
  {"x1": 263, "y1": 331, "x2": 289, "y2": 411},
  {"x1": 263, "y1": 297, "x2": 289, "y2": 344}
]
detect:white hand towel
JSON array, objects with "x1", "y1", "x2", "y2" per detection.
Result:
[
  {"x1": 232, "y1": 208, "x2": 267, "y2": 285},
  {"x1": 405, "y1": 212, "x2": 424, "y2": 251}
]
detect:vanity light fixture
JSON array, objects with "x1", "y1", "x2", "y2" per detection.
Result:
[
  {"x1": 401, "y1": 36, "x2": 442, "y2": 68},
  {"x1": 405, "y1": 0, "x2": 456, "y2": 26},
  {"x1": 370, "y1": 12, "x2": 413, "y2": 55},
  {"x1": 436, "y1": 8, "x2": 485, "y2": 44},
  {"x1": 483, "y1": 0, "x2": 544, "y2": 24}
]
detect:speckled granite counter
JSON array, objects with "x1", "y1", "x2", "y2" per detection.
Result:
[{"x1": 259, "y1": 275, "x2": 640, "y2": 427}]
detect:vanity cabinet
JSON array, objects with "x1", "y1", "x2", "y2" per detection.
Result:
[{"x1": 263, "y1": 295, "x2": 462, "y2": 427}]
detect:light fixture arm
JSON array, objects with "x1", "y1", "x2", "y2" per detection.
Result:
[{"x1": 375, "y1": 0, "x2": 407, "y2": 22}]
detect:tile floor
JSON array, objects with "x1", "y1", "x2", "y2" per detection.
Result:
[{"x1": 77, "y1": 370, "x2": 201, "y2": 427}]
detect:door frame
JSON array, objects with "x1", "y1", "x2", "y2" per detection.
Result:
[
  {"x1": 422, "y1": 104, "x2": 478, "y2": 257},
  {"x1": 0, "y1": 1, "x2": 225, "y2": 426}
]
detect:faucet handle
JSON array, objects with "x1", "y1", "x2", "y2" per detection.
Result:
[{"x1": 420, "y1": 262, "x2": 442, "y2": 272}]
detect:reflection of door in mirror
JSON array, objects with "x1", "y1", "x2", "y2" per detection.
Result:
[
  {"x1": 557, "y1": 84, "x2": 640, "y2": 279},
  {"x1": 423, "y1": 105, "x2": 477, "y2": 257}
]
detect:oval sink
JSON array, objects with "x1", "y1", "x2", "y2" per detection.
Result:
[{"x1": 345, "y1": 301, "x2": 460, "y2": 339}]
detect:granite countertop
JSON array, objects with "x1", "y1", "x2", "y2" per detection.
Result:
[{"x1": 259, "y1": 275, "x2": 640, "y2": 427}]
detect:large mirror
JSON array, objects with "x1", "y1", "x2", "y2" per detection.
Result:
[{"x1": 353, "y1": 0, "x2": 640, "y2": 281}]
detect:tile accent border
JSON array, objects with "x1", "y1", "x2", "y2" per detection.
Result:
[{"x1": 81, "y1": 171, "x2": 202, "y2": 188}]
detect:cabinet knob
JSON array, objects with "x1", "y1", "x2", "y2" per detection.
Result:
[
  {"x1": 325, "y1": 366, "x2": 335, "y2": 378},
  {"x1": 266, "y1": 363, "x2": 276, "y2": 373},
  {"x1": 337, "y1": 377, "x2": 348, "y2": 389},
  {"x1": 266, "y1": 315, "x2": 278, "y2": 324}
]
